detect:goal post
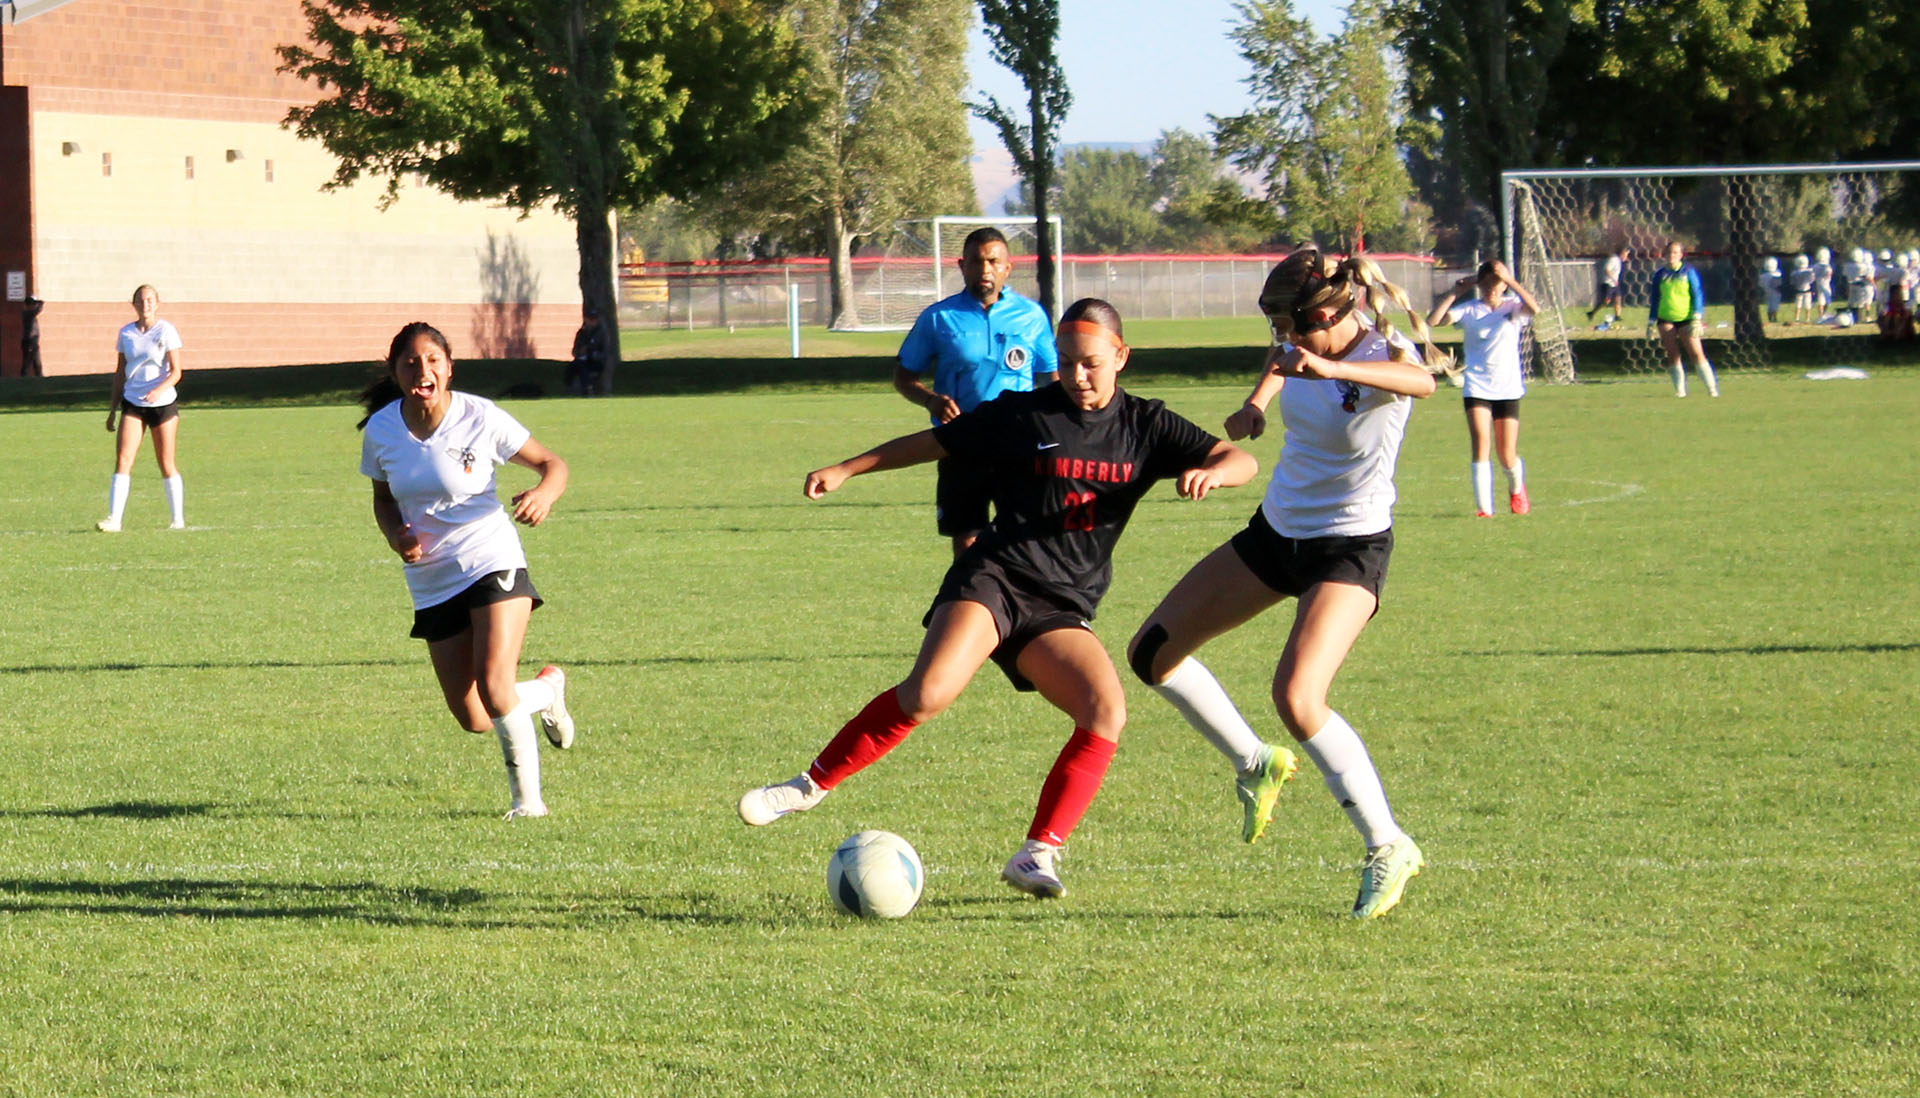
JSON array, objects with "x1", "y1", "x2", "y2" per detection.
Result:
[
  {"x1": 1502, "y1": 161, "x2": 1920, "y2": 378},
  {"x1": 847, "y1": 216, "x2": 1065, "y2": 331}
]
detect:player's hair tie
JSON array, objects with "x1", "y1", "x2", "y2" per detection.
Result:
[{"x1": 1056, "y1": 320, "x2": 1127, "y2": 352}]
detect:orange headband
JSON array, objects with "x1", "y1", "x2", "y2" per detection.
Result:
[{"x1": 1056, "y1": 319, "x2": 1128, "y2": 353}]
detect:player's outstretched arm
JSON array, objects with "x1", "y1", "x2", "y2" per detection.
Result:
[
  {"x1": 805, "y1": 430, "x2": 948, "y2": 499},
  {"x1": 1175, "y1": 441, "x2": 1258, "y2": 501},
  {"x1": 507, "y1": 438, "x2": 569, "y2": 526}
]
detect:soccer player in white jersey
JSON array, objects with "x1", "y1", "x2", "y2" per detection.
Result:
[
  {"x1": 98, "y1": 284, "x2": 186, "y2": 532},
  {"x1": 359, "y1": 322, "x2": 577, "y2": 819},
  {"x1": 1128, "y1": 250, "x2": 1448, "y2": 919},
  {"x1": 1429, "y1": 260, "x2": 1540, "y2": 517}
]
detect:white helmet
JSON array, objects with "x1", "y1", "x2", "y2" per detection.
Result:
[
  {"x1": 1763, "y1": 256, "x2": 1779, "y2": 273},
  {"x1": 1793, "y1": 254, "x2": 1810, "y2": 270},
  {"x1": 1880, "y1": 248, "x2": 1894, "y2": 262},
  {"x1": 1816, "y1": 246, "x2": 1831, "y2": 264}
]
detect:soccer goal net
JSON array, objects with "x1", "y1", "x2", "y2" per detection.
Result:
[
  {"x1": 1503, "y1": 161, "x2": 1920, "y2": 379},
  {"x1": 845, "y1": 216, "x2": 1065, "y2": 331}
]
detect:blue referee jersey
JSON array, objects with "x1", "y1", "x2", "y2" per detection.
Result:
[{"x1": 898, "y1": 288, "x2": 1058, "y2": 424}]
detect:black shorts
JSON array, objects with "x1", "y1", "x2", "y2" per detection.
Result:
[
  {"x1": 1229, "y1": 509, "x2": 1393, "y2": 603},
  {"x1": 934, "y1": 457, "x2": 992, "y2": 537},
  {"x1": 1595, "y1": 283, "x2": 1620, "y2": 306},
  {"x1": 1463, "y1": 396, "x2": 1521, "y2": 419},
  {"x1": 410, "y1": 567, "x2": 543, "y2": 642},
  {"x1": 121, "y1": 400, "x2": 179, "y2": 427},
  {"x1": 925, "y1": 558, "x2": 1092, "y2": 693}
]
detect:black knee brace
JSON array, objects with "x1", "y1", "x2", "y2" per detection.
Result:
[{"x1": 1129, "y1": 623, "x2": 1169, "y2": 684}]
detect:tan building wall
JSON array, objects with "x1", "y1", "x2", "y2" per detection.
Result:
[{"x1": 2, "y1": 0, "x2": 590, "y2": 377}]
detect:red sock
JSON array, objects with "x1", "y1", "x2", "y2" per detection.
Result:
[
  {"x1": 807, "y1": 688, "x2": 919, "y2": 790},
  {"x1": 1026, "y1": 729, "x2": 1117, "y2": 847}
]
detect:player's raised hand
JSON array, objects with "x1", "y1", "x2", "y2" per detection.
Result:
[{"x1": 1224, "y1": 402, "x2": 1266, "y2": 441}]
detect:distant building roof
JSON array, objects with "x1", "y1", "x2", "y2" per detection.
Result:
[{"x1": 4, "y1": 0, "x2": 85, "y2": 25}]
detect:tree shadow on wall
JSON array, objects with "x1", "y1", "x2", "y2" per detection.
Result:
[{"x1": 471, "y1": 230, "x2": 540, "y2": 359}]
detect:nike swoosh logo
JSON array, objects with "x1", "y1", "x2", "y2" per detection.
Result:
[
  {"x1": 1037, "y1": 442, "x2": 1061, "y2": 450},
  {"x1": 497, "y1": 570, "x2": 515, "y2": 591}
]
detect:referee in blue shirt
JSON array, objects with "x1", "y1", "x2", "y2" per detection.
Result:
[{"x1": 893, "y1": 227, "x2": 1059, "y2": 555}]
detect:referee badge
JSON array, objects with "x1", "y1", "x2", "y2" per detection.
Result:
[{"x1": 1004, "y1": 346, "x2": 1030, "y2": 371}]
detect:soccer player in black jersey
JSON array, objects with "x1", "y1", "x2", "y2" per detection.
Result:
[{"x1": 739, "y1": 299, "x2": 1258, "y2": 898}]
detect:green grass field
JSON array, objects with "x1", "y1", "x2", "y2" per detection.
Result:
[{"x1": 3, "y1": 364, "x2": 1917, "y2": 1095}]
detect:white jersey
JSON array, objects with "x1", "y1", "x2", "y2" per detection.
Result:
[
  {"x1": 360, "y1": 392, "x2": 533, "y2": 609},
  {"x1": 1260, "y1": 324, "x2": 1419, "y2": 539},
  {"x1": 1788, "y1": 268, "x2": 1814, "y2": 294},
  {"x1": 116, "y1": 319, "x2": 183, "y2": 407},
  {"x1": 1448, "y1": 298, "x2": 1530, "y2": 401},
  {"x1": 1813, "y1": 262, "x2": 1833, "y2": 298},
  {"x1": 1601, "y1": 255, "x2": 1622, "y2": 285}
]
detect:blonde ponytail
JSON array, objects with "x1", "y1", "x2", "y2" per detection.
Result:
[{"x1": 1338, "y1": 256, "x2": 1457, "y2": 378}]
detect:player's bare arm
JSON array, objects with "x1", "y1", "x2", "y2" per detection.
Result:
[
  {"x1": 507, "y1": 438, "x2": 569, "y2": 526},
  {"x1": 1175, "y1": 440, "x2": 1259, "y2": 501},
  {"x1": 805, "y1": 430, "x2": 949, "y2": 499}
]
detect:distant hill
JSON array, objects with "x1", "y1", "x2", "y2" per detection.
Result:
[{"x1": 969, "y1": 141, "x2": 1153, "y2": 215}]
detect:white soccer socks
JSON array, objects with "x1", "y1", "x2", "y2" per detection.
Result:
[
  {"x1": 1471, "y1": 461, "x2": 1494, "y2": 515},
  {"x1": 163, "y1": 474, "x2": 185, "y2": 528},
  {"x1": 104, "y1": 473, "x2": 131, "y2": 527},
  {"x1": 1696, "y1": 359, "x2": 1721, "y2": 397},
  {"x1": 1298, "y1": 711, "x2": 1405, "y2": 850},
  {"x1": 1150, "y1": 657, "x2": 1267, "y2": 774},
  {"x1": 1505, "y1": 458, "x2": 1525, "y2": 495},
  {"x1": 493, "y1": 676, "x2": 558, "y2": 818},
  {"x1": 1670, "y1": 361, "x2": 1688, "y2": 397}
]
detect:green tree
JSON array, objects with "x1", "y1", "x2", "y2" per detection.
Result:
[
  {"x1": 1052, "y1": 147, "x2": 1161, "y2": 253},
  {"x1": 1214, "y1": 0, "x2": 1427, "y2": 253},
  {"x1": 279, "y1": 0, "x2": 810, "y2": 392},
  {"x1": 975, "y1": 0, "x2": 1070, "y2": 317},
  {"x1": 719, "y1": 0, "x2": 975, "y2": 329}
]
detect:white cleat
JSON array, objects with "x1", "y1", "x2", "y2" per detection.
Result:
[
  {"x1": 1352, "y1": 838, "x2": 1425, "y2": 919},
  {"x1": 737, "y1": 773, "x2": 828, "y2": 826},
  {"x1": 536, "y1": 665, "x2": 574, "y2": 749},
  {"x1": 169, "y1": 520, "x2": 187, "y2": 530},
  {"x1": 503, "y1": 803, "x2": 549, "y2": 820},
  {"x1": 96, "y1": 517, "x2": 121, "y2": 533},
  {"x1": 1001, "y1": 839, "x2": 1066, "y2": 898}
]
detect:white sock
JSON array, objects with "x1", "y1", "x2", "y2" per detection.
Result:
[
  {"x1": 107, "y1": 473, "x2": 130, "y2": 521},
  {"x1": 163, "y1": 475, "x2": 185, "y2": 525},
  {"x1": 492, "y1": 703, "x2": 546, "y2": 813},
  {"x1": 1504, "y1": 459, "x2": 1525, "y2": 493},
  {"x1": 1670, "y1": 362, "x2": 1687, "y2": 396},
  {"x1": 1471, "y1": 461, "x2": 1494, "y2": 514},
  {"x1": 1298, "y1": 711, "x2": 1405, "y2": 849},
  {"x1": 514, "y1": 676, "x2": 555, "y2": 716},
  {"x1": 1150, "y1": 657, "x2": 1266, "y2": 773},
  {"x1": 1697, "y1": 359, "x2": 1719, "y2": 395}
]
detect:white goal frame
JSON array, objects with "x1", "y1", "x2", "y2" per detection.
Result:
[{"x1": 1501, "y1": 161, "x2": 1920, "y2": 379}]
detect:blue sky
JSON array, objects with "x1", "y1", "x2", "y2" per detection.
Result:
[{"x1": 965, "y1": 0, "x2": 1347, "y2": 149}]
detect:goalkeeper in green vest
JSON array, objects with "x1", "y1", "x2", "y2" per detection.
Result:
[{"x1": 1647, "y1": 240, "x2": 1720, "y2": 398}]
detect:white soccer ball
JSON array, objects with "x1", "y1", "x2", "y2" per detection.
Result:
[{"x1": 826, "y1": 830, "x2": 924, "y2": 919}]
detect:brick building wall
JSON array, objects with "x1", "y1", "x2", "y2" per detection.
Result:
[{"x1": 1, "y1": 0, "x2": 585, "y2": 378}]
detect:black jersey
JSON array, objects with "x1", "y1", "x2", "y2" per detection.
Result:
[{"x1": 932, "y1": 384, "x2": 1220, "y2": 619}]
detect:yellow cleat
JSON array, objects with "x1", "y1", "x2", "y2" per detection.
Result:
[
  {"x1": 1352, "y1": 838, "x2": 1424, "y2": 919},
  {"x1": 1236, "y1": 744, "x2": 1299, "y2": 844}
]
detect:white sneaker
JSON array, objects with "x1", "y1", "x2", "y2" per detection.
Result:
[
  {"x1": 737, "y1": 773, "x2": 828, "y2": 826},
  {"x1": 1001, "y1": 839, "x2": 1066, "y2": 898},
  {"x1": 536, "y1": 665, "x2": 574, "y2": 749},
  {"x1": 96, "y1": 517, "x2": 121, "y2": 533},
  {"x1": 504, "y1": 803, "x2": 549, "y2": 820},
  {"x1": 168, "y1": 520, "x2": 186, "y2": 530}
]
